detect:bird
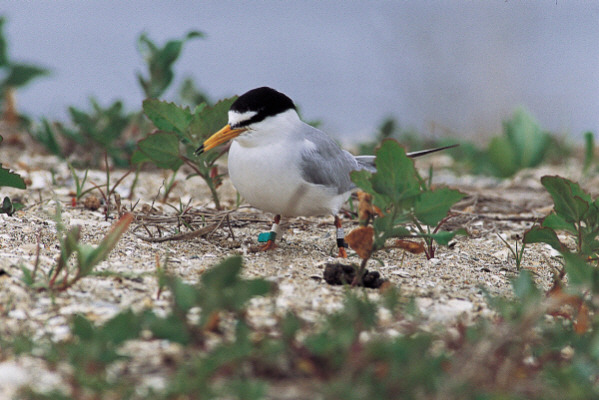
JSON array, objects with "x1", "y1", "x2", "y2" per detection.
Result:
[{"x1": 196, "y1": 87, "x2": 456, "y2": 257}]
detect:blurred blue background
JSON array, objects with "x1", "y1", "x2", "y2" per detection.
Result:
[{"x1": 1, "y1": 1, "x2": 598, "y2": 143}]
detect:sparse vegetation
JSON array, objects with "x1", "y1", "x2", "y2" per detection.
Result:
[
  {"x1": 525, "y1": 175, "x2": 599, "y2": 262},
  {"x1": 20, "y1": 207, "x2": 133, "y2": 291},
  {"x1": 347, "y1": 139, "x2": 465, "y2": 282},
  {"x1": 1, "y1": 16, "x2": 599, "y2": 400},
  {"x1": 6, "y1": 252, "x2": 599, "y2": 399}
]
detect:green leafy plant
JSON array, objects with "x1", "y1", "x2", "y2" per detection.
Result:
[
  {"x1": 0, "y1": 16, "x2": 49, "y2": 124},
  {"x1": 0, "y1": 195, "x2": 24, "y2": 216},
  {"x1": 67, "y1": 162, "x2": 90, "y2": 201},
  {"x1": 21, "y1": 209, "x2": 133, "y2": 291},
  {"x1": 0, "y1": 135, "x2": 26, "y2": 216},
  {"x1": 29, "y1": 118, "x2": 63, "y2": 158},
  {"x1": 148, "y1": 255, "x2": 272, "y2": 343},
  {"x1": 347, "y1": 139, "x2": 465, "y2": 274},
  {"x1": 133, "y1": 97, "x2": 237, "y2": 208},
  {"x1": 137, "y1": 30, "x2": 203, "y2": 99},
  {"x1": 10, "y1": 253, "x2": 599, "y2": 399},
  {"x1": 59, "y1": 311, "x2": 142, "y2": 396},
  {"x1": 29, "y1": 30, "x2": 203, "y2": 167},
  {"x1": 137, "y1": 255, "x2": 274, "y2": 397},
  {"x1": 356, "y1": 110, "x2": 558, "y2": 180},
  {"x1": 57, "y1": 99, "x2": 135, "y2": 167},
  {"x1": 486, "y1": 108, "x2": 551, "y2": 177},
  {"x1": 179, "y1": 76, "x2": 211, "y2": 108},
  {"x1": 524, "y1": 175, "x2": 599, "y2": 261},
  {"x1": 584, "y1": 131, "x2": 595, "y2": 173}
]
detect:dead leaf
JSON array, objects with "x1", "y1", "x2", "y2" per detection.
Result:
[
  {"x1": 574, "y1": 303, "x2": 590, "y2": 335},
  {"x1": 205, "y1": 311, "x2": 221, "y2": 333},
  {"x1": 395, "y1": 239, "x2": 425, "y2": 254},
  {"x1": 345, "y1": 226, "x2": 374, "y2": 259}
]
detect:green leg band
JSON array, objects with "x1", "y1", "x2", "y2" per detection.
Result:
[{"x1": 258, "y1": 231, "x2": 277, "y2": 243}]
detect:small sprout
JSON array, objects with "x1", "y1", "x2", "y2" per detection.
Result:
[
  {"x1": 22, "y1": 210, "x2": 133, "y2": 291},
  {"x1": 0, "y1": 195, "x2": 24, "y2": 216}
]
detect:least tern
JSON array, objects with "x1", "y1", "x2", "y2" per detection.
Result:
[{"x1": 196, "y1": 87, "x2": 455, "y2": 257}]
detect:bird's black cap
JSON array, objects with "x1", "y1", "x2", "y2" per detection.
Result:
[{"x1": 229, "y1": 87, "x2": 296, "y2": 127}]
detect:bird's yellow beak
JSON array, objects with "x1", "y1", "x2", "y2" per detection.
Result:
[{"x1": 195, "y1": 124, "x2": 247, "y2": 155}]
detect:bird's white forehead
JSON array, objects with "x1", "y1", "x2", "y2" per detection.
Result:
[{"x1": 228, "y1": 110, "x2": 257, "y2": 127}]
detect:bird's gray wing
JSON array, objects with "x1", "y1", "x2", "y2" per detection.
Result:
[{"x1": 299, "y1": 126, "x2": 362, "y2": 194}]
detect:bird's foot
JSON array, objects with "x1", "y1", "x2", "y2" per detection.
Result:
[
  {"x1": 259, "y1": 239, "x2": 277, "y2": 251},
  {"x1": 251, "y1": 229, "x2": 278, "y2": 253},
  {"x1": 250, "y1": 238, "x2": 277, "y2": 253}
]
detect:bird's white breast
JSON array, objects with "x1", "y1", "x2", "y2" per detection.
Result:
[{"x1": 228, "y1": 134, "x2": 347, "y2": 217}]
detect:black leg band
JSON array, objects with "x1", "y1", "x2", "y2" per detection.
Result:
[{"x1": 337, "y1": 238, "x2": 348, "y2": 248}]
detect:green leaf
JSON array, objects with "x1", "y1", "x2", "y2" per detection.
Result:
[
  {"x1": 82, "y1": 214, "x2": 133, "y2": 272},
  {"x1": 196, "y1": 256, "x2": 272, "y2": 326},
  {"x1": 523, "y1": 226, "x2": 564, "y2": 252},
  {"x1": 487, "y1": 136, "x2": 517, "y2": 177},
  {"x1": 31, "y1": 119, "x2": 63, "y2": 158},
  {"x1": 0, "y1": 163, "x2": 26, "y2": 189},
  {"x1": 563, "y1": 252, "x2": 595, "y2": 288},
  {"x1": 143, "y1": 99, "x2": 193, "y2": 137},
  {"x1": 169, "y1": 277, "x2": 199, "y2": 313},
  {"x1": 72, "y1": 314, "x2": 96, "y2": 340},
  {"x1": 57, "y1": 226, "x2": 81, "y2": 272},
  {"x1": 0, "y1": 196, "x2": 14, "y2": 215},
  {"x1": 373, "y1": 214, "x2": 411, "y2": 237},
  {"x1": 1, "y1": 197, "x2": 24, "y2": 216},
  {"x1": 504, "y1": 108, "x2": 549, "y2": 168},
  {"x1": 200, "y1": 255, "x2": 244, "y2": 289},
  {"x1": 134, "y1": 131, "x2": 183, "y2": 170},
  {"x1": 350, "y1": 169, "x2": 374, "y2": 195},
  {"x1": 414, "y1": 187, "x2": 464, "y2": 227},
  {"x1": 426, "y1": 229, "x2": 467, "y2": 246},
  {"x1": 542, "y1": 213, "x2": 577, "y2": 235},
  {"x1": 186, "y1": 96, "x2": 238, "y2": 145},
  {"x1": 584, "y1": 131, "x2": 595, "y2": 172},
  {"x1": 512, "y1": 270, "x2": 540, "y2": 301},
  {"x1": 137, "y1": 30, "x2": 203, "y2": 98},
  {"x1": 0, "y1": 17, "x2": 7, "y2": 67},
  {"x1": 144, "y1": 312, "x2": 191, "y2": 345},
  {"x1": 185, "y1": 31, "x2": 204, "y2": 40},
  {"x1": 20, "y1": 265, "x2": 34, "y2": 287},
  {"x1": 370, "y1": 139, "x2": 420, "y2": 204},
  {"x1": 3, "y1": 63, "x2": 49, "y2": 87},
  {"x1": 101, "y1": 309, "x2": 141, "y2": 345},
  {"x1": 541, "y1": 175, "x2": 590, "y2": 223},
  {"x1": 130, "y1": 149, "x2": 151, "y2": 165}
]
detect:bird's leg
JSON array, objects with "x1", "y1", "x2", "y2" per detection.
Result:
[
  {"x1": 335, "y1": 215, "x2": 348, "y2": 258},
  {"x1": 257, "y1": 214, "x2": 281, "y2": 251}
]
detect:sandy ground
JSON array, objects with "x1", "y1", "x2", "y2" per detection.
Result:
[{"x1": 0, "y1": 140, "x2": 591, "y2": 396}]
